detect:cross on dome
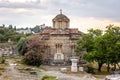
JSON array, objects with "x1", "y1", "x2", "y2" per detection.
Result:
[{"x1": 60, "y1": 9, "x2": 62, "y2": 14}]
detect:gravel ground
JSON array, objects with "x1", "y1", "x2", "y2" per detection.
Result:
[{"x1": 0, "y1": 61, "x2": 102, "y2": 80}]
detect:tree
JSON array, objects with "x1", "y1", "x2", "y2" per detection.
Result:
[
  {"x1": 0, "y1": 34, "x2": 3, "y2": 42},
  {"x1": 76, "y1": 29, "x2": 102, "y2": 53},
  {"x1": 103, "y1": 25, "x2": 120, "y2": 72},
  {"x1": 14, "y1": 26, "x2": 16, "y2": 30},
  {"x1": 26, "y1": 35, "x2": 44, "y2": 53},
  {"x1": 8, "y1": 24, "x2": 13, "y2": 29},
  {"x1": 22, "y1": 35, "x2": 45, "y2": 66},
  {"x1": 0, "y1": 25, "x2": 26, "y2": 42},
  {"x1": 17, "y1": 37, "x2": 27, "y2": 55},
  {"x1": 23, "y1": 50, "x2": 43, "y2": 67},
  {"x1": 76, "y1": 29, "x2": 103, "y2": 72},
  {"x1": 76, "y1": 25, "x2": 120, "y2": 72},
  {"x1": 92, "y1": 36, "x2": 107, "y2": 72}
]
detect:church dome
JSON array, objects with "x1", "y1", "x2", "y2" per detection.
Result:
[
  {"x1": 52, "y1": 14, "x2": 70, "y2": 22},
  {"x1": 52, "y1": 10, "x2": 70, "y2": 29}
]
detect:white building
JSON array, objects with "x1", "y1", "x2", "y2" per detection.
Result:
[{"x1": 16, "y1": 28, "x2": 32, "y2": 34}]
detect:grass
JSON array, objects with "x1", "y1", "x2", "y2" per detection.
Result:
[
  {"x1": 19, "y1": 61, "x2": 46, "y2": 71},
  {"x1": 9, "y1": 57, "x2": 47, "y2": 73},
  {"x1": 0, "y1": 42, "x2": 12, "y2": 47},
  {"x1": 0, "y1": 58, "x2": 6, "y2": 75},
  {"x1": 41, "y1": 75, "x2": 57, "y2": 80},
  {"x1": 38, "y1": 66, "x2": 47, "y2": 71},
  {"x1": 0, "y1": 64, "x2": 7, "y2": 76},
  {"x1": 86, "y1": 62, "x2": 113, "y2": 79},
  {"x1": 7, "y1": 56, "x2": 22, "y2": 61}
]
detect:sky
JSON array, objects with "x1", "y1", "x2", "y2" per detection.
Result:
[{"x1": 0, "y1": 0, "x2": 120, "y2": 32}]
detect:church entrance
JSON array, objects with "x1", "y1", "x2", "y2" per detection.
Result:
[
  {"x1": 54, "y1": 53, "x2": 64, "y2": 60},
  {"x1": 54, "y1": 53, "x2": 64, "y2": 65},
  {"x1": 54, "y1": 43, "x2": 64, "y2": 62}
]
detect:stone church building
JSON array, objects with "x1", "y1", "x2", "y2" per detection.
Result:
[{"x1": 39, "y1": 11, "x2": 83, "y2": 64}]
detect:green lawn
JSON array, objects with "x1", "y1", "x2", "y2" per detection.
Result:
[{"x1": 41, "y1": 75, "x2": 57, "y2": 80}]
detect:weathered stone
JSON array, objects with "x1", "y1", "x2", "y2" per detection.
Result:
[
  {"x1": 37, "y1": 12, "x2": 83, "y2": 65},
  {"x1": 60, "y1": 68, "x2": 67, "y2": 72},
  {"x1": 71, "y1": 58, "x2": 78, "y2": 72},
  {"x1": 30, "y1": 71, "x2": 37, "y2": 75}
]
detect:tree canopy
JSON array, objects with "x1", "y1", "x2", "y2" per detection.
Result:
[
  {"x1": 76, "y1": 25, "x2": 120, "y2": 72},
  {"x1": 17, "y1": 34, "x2": 45, "y2": 66},
  {"x1": 0, "y1": 25, "x2": 26, "y2": 43}
]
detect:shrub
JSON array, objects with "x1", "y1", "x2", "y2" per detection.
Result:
[
  {"x1": 41, "y1": 75, "x2": 57, "y2": 80},
  {"x1": 86, "y1": 66, "x2": 95, "y2": 74},
  {"x1": 17, "y1": 37, "x2": 27, "y2": 55},
  {"x1": 22, "y1": 50, "x2": 43, "y2": 67},
  {"x1": 0, "y1": 58, "x2": 5, "y2": 64}
]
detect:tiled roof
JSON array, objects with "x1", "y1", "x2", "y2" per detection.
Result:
[
  {"x1": 52, "y1": 14, "x2": 69, "y2": 22},
  {"x1": 69, "y1": 28, "x2": 78, "y2": 34},
  {"x1": 40, "y1": 28, "x2": 83, "y2": 35},
  {"x1": 41, "y1": 28, "x2": 54, "y2": 34},
  {"x1": 50, "y1": 29, "x2": 69, "y2": 35}
]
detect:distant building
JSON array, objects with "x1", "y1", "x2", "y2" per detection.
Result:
[
  {"x1": 38, "y1": 11, "x2": 83, "y2": 64},
  {"x1": 16, "y1": 28, "x2": 32, "y2": 34},
  {"x1": 31, "y1": 24, "x2": 51, "y2": 34}
]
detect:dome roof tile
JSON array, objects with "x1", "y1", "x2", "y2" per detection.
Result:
[{"x1": 52, "y1": 14, "x2": 69, "y2": 22}]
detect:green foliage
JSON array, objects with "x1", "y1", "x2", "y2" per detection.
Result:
[
  {"x1": 102, "y1": 25, "x2": 120, "y2": 70},
  {"x1": 25, "y1": 33, "x2": 33, "y2": 36},
  {"x1": 86, "y1": 66, "x2": 95, "y2": 74},
  {"x1": 0, "y1": 25, "x2": 26, "y2": 42},
  {"x1": 0, "y1": 58, "x2": 5, "y2": 64},
  {"x1": 76, "y1": 25, "x2": 120, "y2": 72},
  {"x1": 17, "y1": 37, "x2": 27, "y2": 55},
  {"x1": 84, "y1": 52, "x2": 95, "y2": 62},
  {"x1": 23, "y1": 50, "x2": 43, "y2": 67},
  {"x1": 76, "y1": 28, "x2": 102, "y2": 53},
  {"x1": 41, "y1": 75, "x2": 57, "y2": 80},
  {"x1": 17, "y1": 35, "x2": 44, "y2": 66}
]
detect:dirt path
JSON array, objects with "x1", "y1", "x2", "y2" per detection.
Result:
[
  {"x1": 0, "y1": 60, "x2": 39, "y2": 80},
  {"x1": 0, "y1": 60, "x2": 98, "y2": 80}
]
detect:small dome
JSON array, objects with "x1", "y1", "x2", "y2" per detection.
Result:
[{"x1": 52, "y1": 14, "x2": 70, "y2": 22}]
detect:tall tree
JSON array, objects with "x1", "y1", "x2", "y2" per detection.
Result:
[
  {"x1": 76, "y1": 25, "x2": 120, "y2": 72},
  {"x1": 103, "y1": 25, "x2": 120, "y2": 72},
  {"x1": 76, "y1": 29, "x2": 103, "y2": 72}
]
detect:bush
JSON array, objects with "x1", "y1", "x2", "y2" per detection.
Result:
[
  {"x1": 41, "y1": 75, "x2": 57, "y2": 80},
  {"x1": 17, "y1": 37, "x2": 27, "y2": 55},
  {"x1": 22, "y1": 50, "x2": 43, "y2": 67},
  {"x1": 0, "y1": 58, "x2": 5, "y2": 64},
  {"x1": 86, "y1": 66, "x2": 95, "y2": 74}
]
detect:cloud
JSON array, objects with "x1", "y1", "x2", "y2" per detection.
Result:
[
  {"x1": 0, "y1": 0, "x2": 45, "y2": 9},
  {"x1": 1, "y1": 0, "x2": 120, "y2": 22},
  {"x1": 70, "y1": 16, "x2": 120, "y2": 32},
  {"x1": 0, "y1": 0, "x2": 120, "y2": 32},
  {"x1": 45, "y1": 0, "x2": 120, "y2": 21}
]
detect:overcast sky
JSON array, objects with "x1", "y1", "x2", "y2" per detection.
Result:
[{"x1": 0, "y1": 0, "x2": 120, "y2": 32}]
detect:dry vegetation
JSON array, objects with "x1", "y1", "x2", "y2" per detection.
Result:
[{"x1": 0, "y1": 64, "x2": 7, "y2": 76}]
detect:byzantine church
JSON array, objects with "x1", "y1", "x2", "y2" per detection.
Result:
[{"x1": 39, "y1": 11, "x2": 83, "y2": 64}]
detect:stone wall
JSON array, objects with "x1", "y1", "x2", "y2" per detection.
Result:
[
  {"x1": 0, "y1": 46, "x2": 18, "y2": 57},
  {"x1": 45, "y1": 34, "x2": 77, "y2": 62}
]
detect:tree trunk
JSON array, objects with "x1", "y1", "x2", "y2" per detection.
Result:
[
  {"x1": 98, "y1": 63, "x2": 103, "y2": 72},
  {"x1": 107, "y1": 63, "x2": 110, "y2": 72},
  {"x1": 114, "y1": 63, "x2": 116, "y2": 70}
]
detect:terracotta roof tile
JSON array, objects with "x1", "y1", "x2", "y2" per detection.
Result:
[
  {"x1": 69, "y1": 28, "x2": 78, "y2": 33},
  {"x1": 40, "y1": 28, "x2": 83, "y2": 35},
  {"x1": 42, "y1": 28, "x2": 54, "y2": 34}
]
